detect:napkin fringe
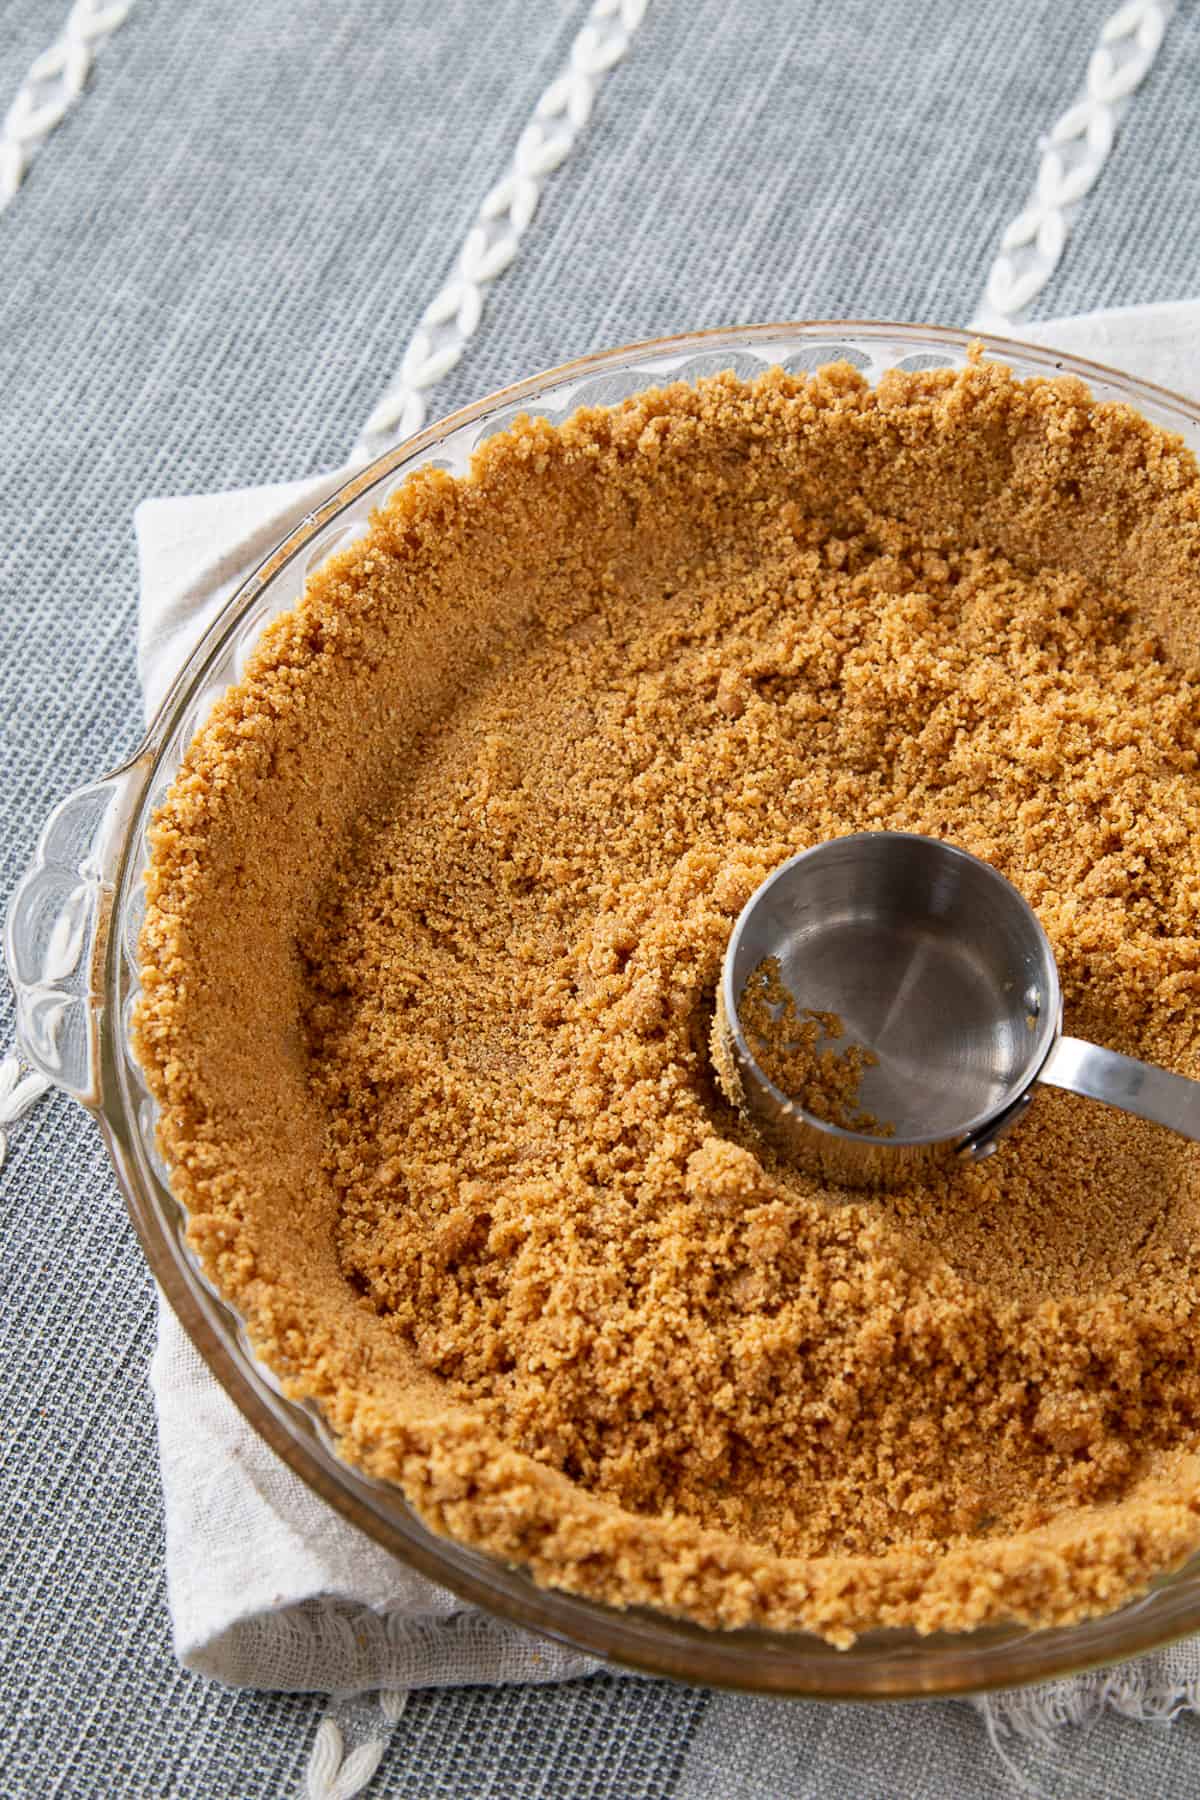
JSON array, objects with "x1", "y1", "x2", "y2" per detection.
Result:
[
  {"x1": 186, "y1": 1592, "x2": 601, "y2": 1694},
  {"x1": 980, "y1": 1666, "x2": 1200, "y2": 1747}
]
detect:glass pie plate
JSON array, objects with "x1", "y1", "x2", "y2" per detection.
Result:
[{"x1": 10, "y1": 321, "x2": 1200, "y2": 1700}]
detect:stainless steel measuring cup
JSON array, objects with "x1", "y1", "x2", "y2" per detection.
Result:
[{"x1": 715, "y1": 831, "x2": 1200, "y2": 1188}]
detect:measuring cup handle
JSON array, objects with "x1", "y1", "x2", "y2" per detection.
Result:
[{"x1": 1038, "y1": 1035, "x2": 1200, "y2": 1141}]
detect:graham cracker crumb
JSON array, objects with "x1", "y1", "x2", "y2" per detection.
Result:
[
  {"x1": 134, "y1": 361, "x2": 1200, "y2": 1645},
  {"x1": 736, "y1": 955, "x2": 893, "y2": 1136}
]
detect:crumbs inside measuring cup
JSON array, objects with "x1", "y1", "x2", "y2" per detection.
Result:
[{"x1": 737, "y1": 956, "x2": 896, "y2": 1137}]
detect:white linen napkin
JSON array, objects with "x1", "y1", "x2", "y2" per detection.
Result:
[{"x1": 143, "y1": 301, "x2": 1200, "y2": 1731}]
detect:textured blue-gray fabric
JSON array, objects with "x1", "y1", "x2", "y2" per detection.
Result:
[{"x1": 3, "y1": 0, "x2": 1200, "y2": 1794}]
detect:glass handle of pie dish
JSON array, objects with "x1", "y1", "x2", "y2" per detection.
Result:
[
  {"x1": 4, "y1": 764, "x2": 146, "y2": 1108},
  {"x1": 1039, "y1": 1035, "x2": 1200, "y2": 1141}
]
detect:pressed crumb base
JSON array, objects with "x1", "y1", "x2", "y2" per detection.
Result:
[{"x1": 136, "y1": 361, "x2": 1200, "y2": 1645}]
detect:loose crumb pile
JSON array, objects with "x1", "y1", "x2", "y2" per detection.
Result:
[
  {"x1": 736, "y1": 957, "x2": 891, "y2": 1135},
  {"x1": 136, "y1": 360, "x2": 1200, "y2": 1645}
]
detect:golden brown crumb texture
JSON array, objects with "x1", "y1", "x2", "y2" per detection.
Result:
[
  {"x1": 135, "y1": 360, "x2": 1200, "y2": 1645},
  {"x1": 737, "y1": 958, "x2": 892, "y2": 1136}
]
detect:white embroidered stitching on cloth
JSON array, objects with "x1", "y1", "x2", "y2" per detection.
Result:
[
  {"x1": 0, "y1": 1052, "x2": 52, "y2": 1174},
  {"x1": 304, "y1": 1692, "x2": 408, "y2": 1800},
  {"x1": 0, "y1": 0, "x2": 135, "y2": 214},
  {"x1": 350, "y1": 0, "x2": 649, "y2": 465},
  {"x1": 971, "y1": 0, "x2": 1173, "y2": 330}
]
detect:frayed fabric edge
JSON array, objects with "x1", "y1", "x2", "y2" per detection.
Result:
[
  {"x1": 186, "y1": 1591, "x2": 607, "y2": 1694},
  {"x1": 976, "y1": 1670, "x2": 1200, "y2": 1748}
]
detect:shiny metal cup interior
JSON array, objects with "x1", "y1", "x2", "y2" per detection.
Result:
[
  {"x1": 719, "y1": 833, "x2": 1061, "y2": 1185},
  {"x1": 12, "y1": 322, "x2": 1200, "y2": 1697},
  {"x1": 720, "y1": 831, "x2": 1200, "y2": 1187}
]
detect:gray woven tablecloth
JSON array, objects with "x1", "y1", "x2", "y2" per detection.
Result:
[{"x1": 4, "y1": 1, "x2": 1200, "y2": 1794}]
